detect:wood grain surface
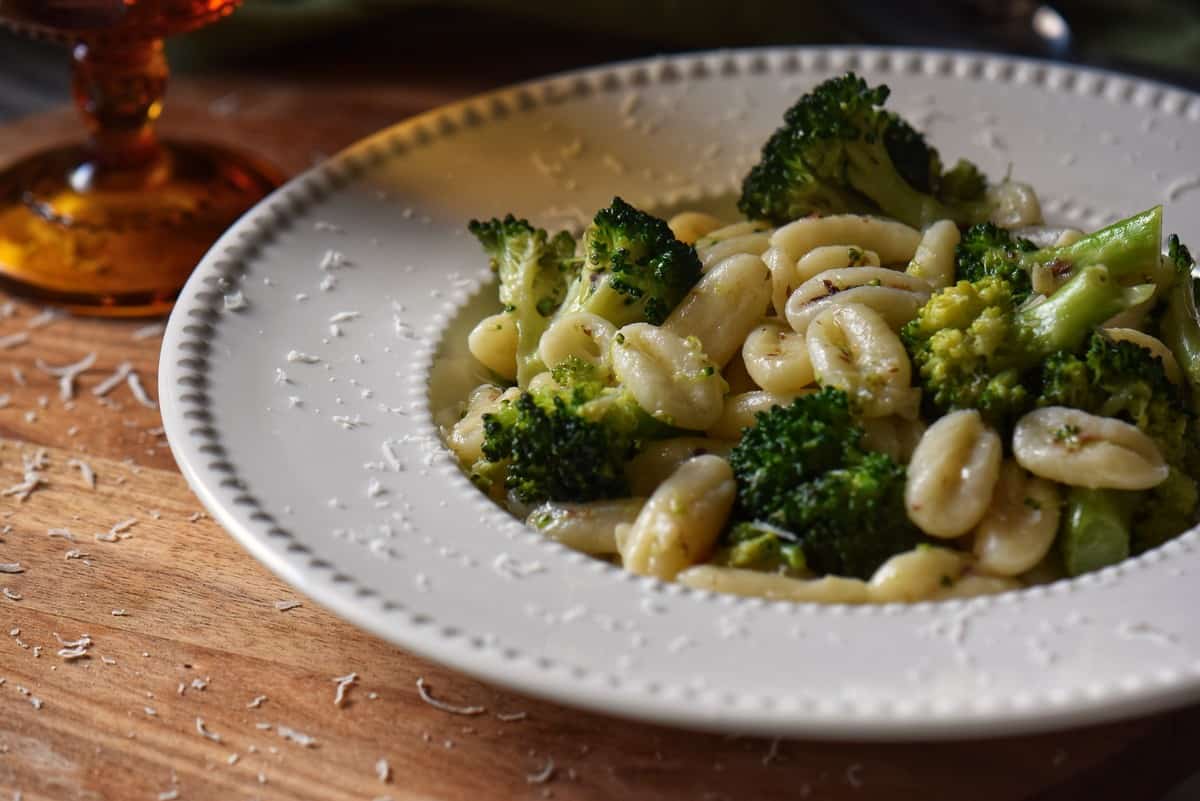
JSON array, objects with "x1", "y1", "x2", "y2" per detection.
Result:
[{"x1": 2, "y1": 70, "x2": 1200, "y2": 801}]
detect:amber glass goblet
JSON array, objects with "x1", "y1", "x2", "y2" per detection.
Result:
[{"x1": 0, "y1": 0, "x2": 281, "y2": 315}]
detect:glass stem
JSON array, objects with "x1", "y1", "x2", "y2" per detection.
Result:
[{"x1": 71, "y1": 37, "x2": 168, "y2": 172}]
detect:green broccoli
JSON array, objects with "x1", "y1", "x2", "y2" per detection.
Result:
[
  {"x1": 555, "y1": 197, "x2": 701, "y2": 328},
  {"x1": 1131, "y1": 468, "x2": 1200, "y2": 554},
  {"x1": 468, "y1": 215, "x2": 577, "y2": 385},
  {"x1": 956, "y1": 207, "x2": 1165, "y2": 304},
  {"x1": 738, "y1": 73, "x2": 992, "y2": 228},
  {"x1": 711, "y1": 521, "x2": 808, "y2": 576},
  {"x1": 477, "y1": 358, "x2": 669, "y2": 505},
  {"x1": 903, "y1": 267, "x2": 1155, "y2": 428},
  {"x1": 1157, "y1": 235, "x2": 1200, "y2": 397},
  {"x1": 1060, "y1": 487, "x2": 1136, "y2": 577},
  {"x1": 725, "y1": 388, "x2": 923, "y2": 579},
  {"x1": 1040, "y1": 327, "x2": 1200, "y2": 568},
  {"x1": 478, "y1": 381, "x2": 630, "y2": 506},
  {"x1": 1039, "y1": 331, "x2": 1193, "y2": 468}
]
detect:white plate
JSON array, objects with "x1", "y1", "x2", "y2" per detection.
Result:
[{"x1": 160, "y1": 47, "x2": 1200, "y2": 740}]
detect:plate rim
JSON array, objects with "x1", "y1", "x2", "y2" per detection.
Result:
[{"x1": 160, "y1": 44, "x2": 1200, "y2": 740}]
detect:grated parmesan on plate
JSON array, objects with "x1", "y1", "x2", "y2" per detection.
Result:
[{"x1": 415, "y1": 677, "x2": 485, "y2": 716}]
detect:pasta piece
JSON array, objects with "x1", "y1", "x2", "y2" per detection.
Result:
[
  {"x1": 695, "y1": 221, "x2": 773, "y2": 271},
  {"x1": 905, "y1": 220, "x2": 960, "y2": 291},
  {"x1": 971, "y1": 461, "x2": 1060, "y2": 576},
  {"x1": 444, "y1": 385, "x2": 517, "y2": 465},
  {"x1": 770, "y1": 214, "x2": 921, "y2": 266},
  {"x1": 1102, "y1": 327, "x2": 1182, "y2": 384},
  {"x1": 467, "y1": 313, "x2": 518, "y2": 381},
  {"x1": 767, "y1": 245, "x2": 882, "y2": 318},
  {"x1": 706, "y1": 390, "x2": 805, "y2": 440},
  {"x1": 618, "y1": 455, "x2": 736, "y2": 580},
  {"x1": 527, "y1": 498, "x2": 645, "y2": 555},
  {"x1": 610, "y1": 323, "x2": 726, "y2": 431},
  {"x1": 741, "y1": 320, "x2": 815, "y2": 394},
  {"x1": 525, "y1": 371, "x2": 558, "y2": 394},
  {"x1": 663, "y1": 253, "x2": 772, "y2": 367},
  {"x1": 986, "y1": 180, "x2": 1043, "y2": 228},
  {"x1": 859, "y1": 416, "x2": 926, "y2": 464},
  {"x1": 626, "y1": 437, "x2": 734, "y2": 497},
  {"x1": 677, "y1": 565, "x2": 871, "y2": 603},
  {"x1": 929, "y1": 574, "x2": 1022, "y2": 600},
  {"x1": 667, "y1": 211, "x2": 723, "y2": 245},
  {"x1": 1012, "y1": 407, "x2": 1169, "y2": 490},
  {"x1": 784, "y1": 267, "x2": 932, "y2": 333},
  {"x1": 805, "y1": 304, "x2": 920, "y2": 419},
  {"x1": 868, "y1": 547, "x2": 970, "y2": 603},
  {"x1": 794, "y1": 244, "x2": 882, "y2": 285},
  {"x1": 905, "y1": 410, "x2": 1003, "y2": 538},
  {"x1": 537, "y1": 311, "x2": 616, "y2": 373}
]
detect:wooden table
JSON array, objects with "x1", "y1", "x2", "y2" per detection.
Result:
[{"x1": 2, "y1": 68, "x2": 1200, "y2": 801}]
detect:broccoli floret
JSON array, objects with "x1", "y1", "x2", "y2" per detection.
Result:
[
  {"x1": 556, "y1": 197, "x2": 700, "y2": 327},
  {"x1": 480, "y1": 375, "x2": 640, "y2": 505},
  {"x1": 738, "y1": 73, "x2": 991, "y2": 228},
  {"x1": 711, "y1": 521, "x2": 808, "y2": 576},
  {"x1": 1132, "y1": 468, "x2": 1200, "y2": 554},
  {"x1": 957, "y1": 207, "x2": 1165, "y2": 303},
  {"x1": 468, "y1": 215, "x2": 577, "y2": 385},
  {"x1": 956, "y1": 223, "x2": 1038, "y2": 301},
  {"x1": 1158, "y1": 234, "x2": 1200, "y2": 398},
  {"x1": 478, "y1": 358, "x2": 673, "y2": 505},
  {"x1": 725, "y1": 389, "x2": 923, "y2": 579},
  {"x1": 1040, "y1": 331, "x2": 1193, "y2": 469},
  {"x1": 903, "y1": 267, "x2": 1155, "y2": 428}
]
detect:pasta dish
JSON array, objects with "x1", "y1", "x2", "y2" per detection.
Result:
[{"x1": 441, "y1": 73, "x2": 1200, "y2": 603}]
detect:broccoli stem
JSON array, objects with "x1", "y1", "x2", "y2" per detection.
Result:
[
  {"x1": 1061, "y1": 487, "x2": 1137, "y2": 576},
  {"x1": 1160, "y1": 281, "x2": 1200, "y2": 400},
  {"x1": 845, "y1": 149, "x2": 955, "y2": 229},
  {"x1": 1018, "y1": 265, "x2": 1156, "y2": 357},
  {"x1": 1022, "y1": 206, "x2": 1163, "y2": 284}
]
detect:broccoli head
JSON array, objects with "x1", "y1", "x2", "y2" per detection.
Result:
[
  {"x1": 1131, "y1": 468, "x2": 1200, "y2": 554},
  {"x1": 1158, "y1": 234, "x2": 1200, "y2": 397},
  {"x1": 725, "y1": 388, "x2": 923, "y2": 579},
  {"x1": 479, "y1": 371, "x2": 634, "y2": 505},
  {"x1": 1039, "y1": 331, "x2": 1194, "y2": 469},
  {"x1": 711, "y1": 521, "x2": 808, "y2": 576},
  {"x1": 956, "y1": 223, "x2": 1038, "y2": 301},
  {"x1": 903, "y1": 268, "x2": 1155, "y2": 428},
  {"x1": 956, "y1": 207, "x2": 1164, "y2": 304},
  {"x1": 738, "y1": 73, "x2": 991, "y2": 228},
  {"x1": 468, "y1": 215, "x2": 577, "y2": 385},
  {"x1": 557, "y1": 197, "x2": 701, "y2": 327}
]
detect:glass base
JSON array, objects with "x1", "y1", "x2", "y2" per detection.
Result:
[{"x1": 0, "y1": 140, "x2": 280, "y2": 316}]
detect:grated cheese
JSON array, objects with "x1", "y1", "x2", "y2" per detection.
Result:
[
  {"x1": 195, "y1": 718, "x2": 222, "y2": 743},
  {"x1": 126, "y1": 372, "x2": 156, "y2": 409},
  {"x1": 92, "y1": 362, "x2": 133, "y2": 396},
  {"x1": 131, "y1": 322, "x2": 165, "y2": 340},
  {"x1": 286, "y1": 350, "x2": 320, "y2": 364},
  {"x1": 0, "y1": 564, "x2": 24, "y2": 574},
  {"x1": 495, "y1": 711, "x2": 527, "y2": 722},
  {"x1": 274, "y1": 600, "x2": 302, "y2": 612},
  {"x1": 47, "y1": 528, "x2": 76, "y2": 542},
  {"x1": 415, "y1": 678, "x2": 485, "y2": 716},
  {"x1": 0, "y1": 332, "x2": 29, "y2": 349},
  {"x1": 333, "y1": 672, "x2": 357, "y2": 707},
  {"x1": 67, "y1": 459, "x2": 96, "y2": 489},
  {"x1": 376, "y1": 758, "x2": 391, "y2": 783},
  {"x1": 276, "y1": 725, "x2": 318, "y2": 748},
  {"x1": 246, "y1": 695, "x2": 267, "y2": 709},
  {"x1": 35, "y1": 352, "x2": 96, "y2": 400},
  {"x1": 223, "y1": 290, "x2": 249, "y2": 311},
  {"x1": 2, "y1": 588, "x2": 21, "y2": 601},
  {"x1": 525, "y1": 758, "x2": 556, "y2": 784}
]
